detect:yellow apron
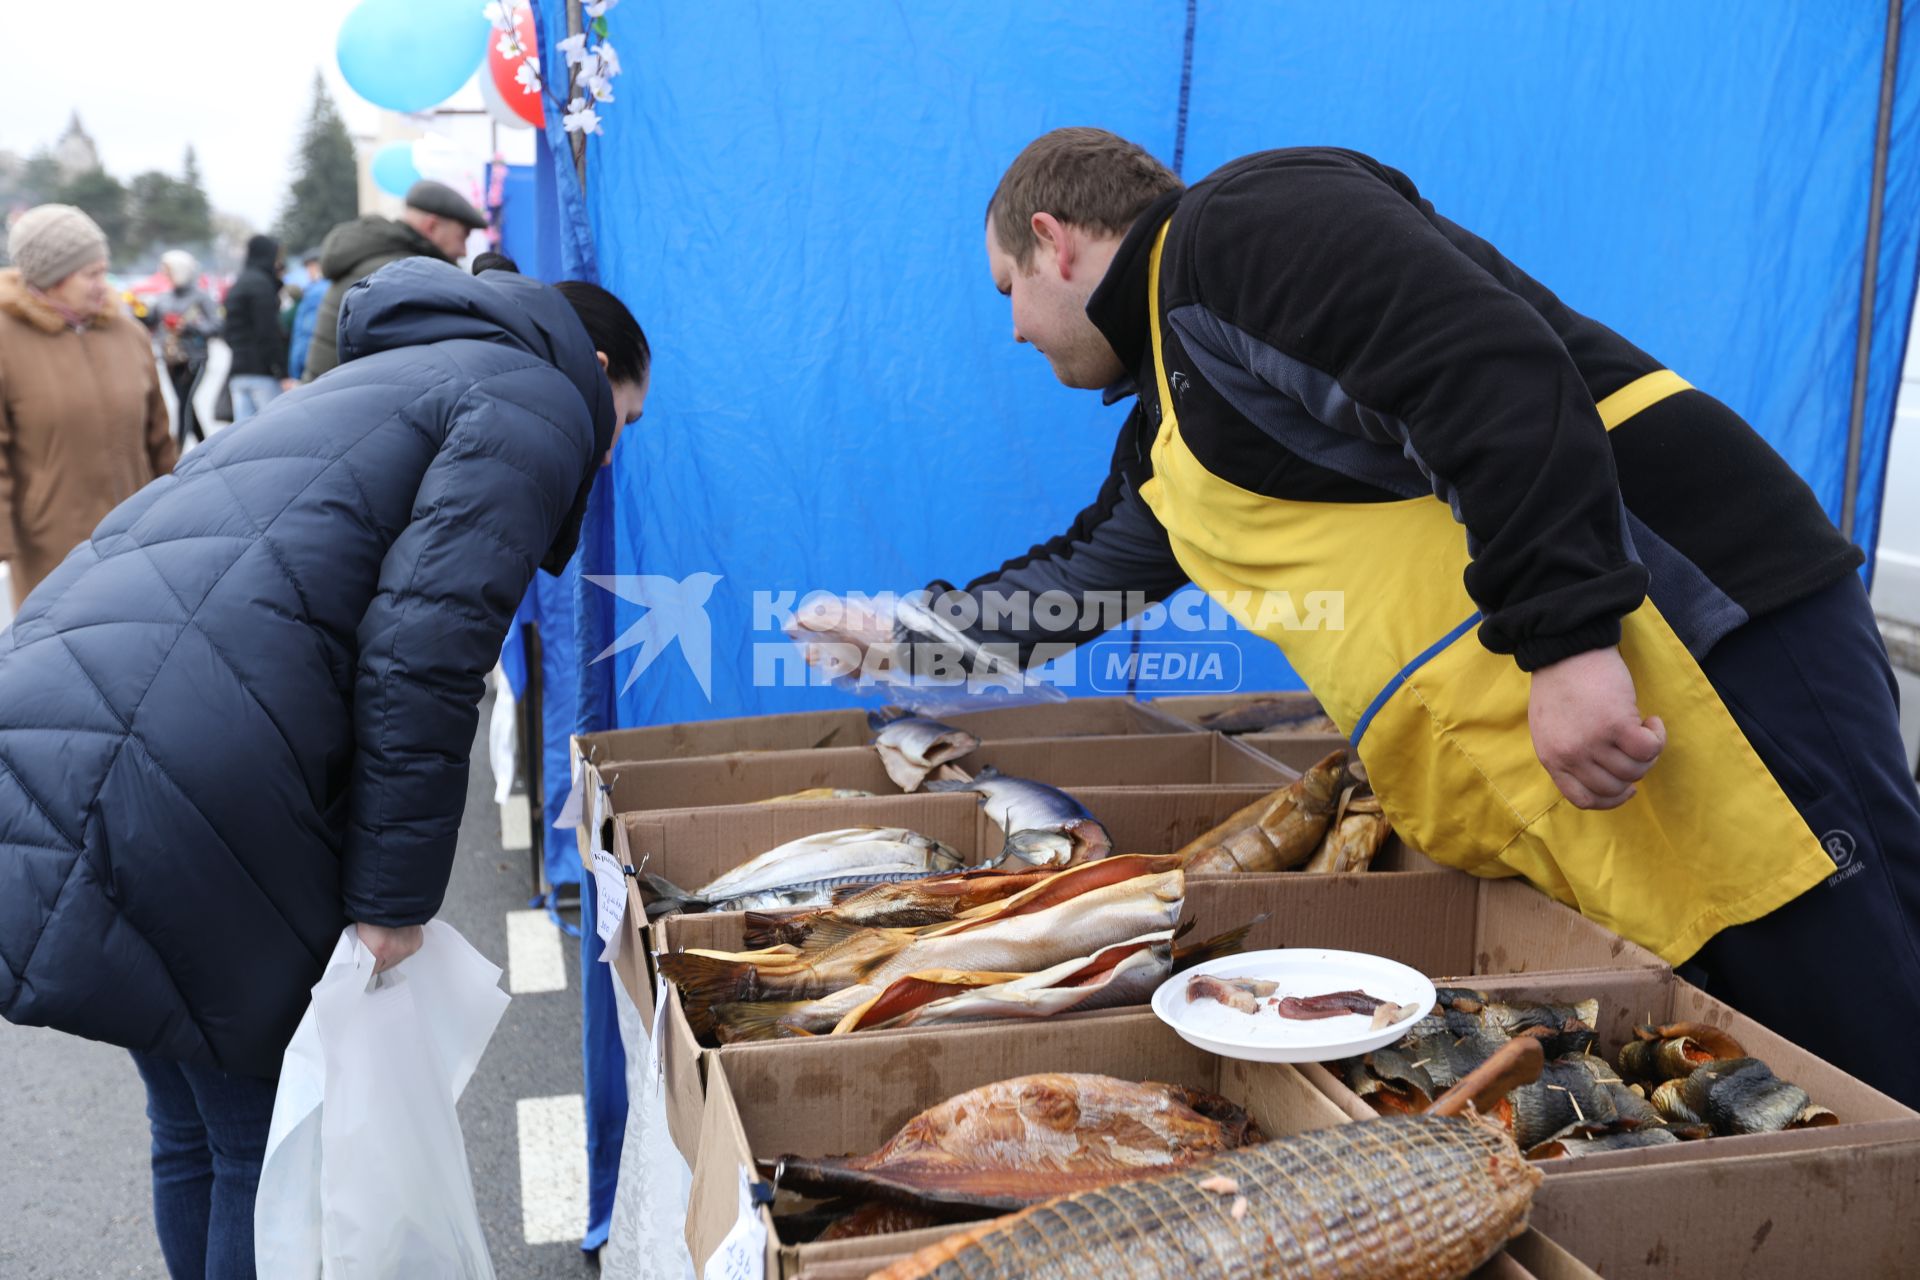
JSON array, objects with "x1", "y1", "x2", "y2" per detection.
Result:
[{"x1": 1135, "y1": 224, "x2": 1832, "y2": 964}]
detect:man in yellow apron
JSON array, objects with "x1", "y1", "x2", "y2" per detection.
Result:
[{"x1": 802, "y1": 128, "x2": 1920, "y2": 1107}]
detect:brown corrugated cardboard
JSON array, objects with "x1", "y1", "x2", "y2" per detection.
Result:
[
  {"x1": 593, "y1": 732, "x2": 1285, "y2": 823},
  {"x1": 649, "y1": 864, "x2": 1665, "y2": 1169},
  {"x1": 1300, "y1": 969, "x2": 1920, "y2": 1179},
  {"x1": 575, "y1": 698, "x2": 1197, "y2": 778},
  {"x1": 688, "y1": 1013, "x2": 1591, "y2": 1278},
  {"x1": 1239, "y1": 730, "x2": 1352, "y2": 773}
]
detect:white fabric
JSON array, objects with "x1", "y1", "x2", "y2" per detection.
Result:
[{"x1": 599, "y1": 972, "x2": 695, "y2": 1280}]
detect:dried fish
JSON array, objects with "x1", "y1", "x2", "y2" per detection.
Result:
[
  {"x1": 771, "y1": 1074, "x2": 1258, "y2": 1214},
  {"x1": 1196, "y1": 696, "x2": 1339, "y2": 735},
  {"x1": 1180, "y1": 752, "x2": 1345, "y2": 874},
  {"x1": 869, "y1": 709, "x2": 980, "y2": 792},
  {"x1": 926, "y1": 767, "x2": 1113, "y2": 866},
  {"x1": 1186, "y1": 974, "x2": 1277, "y2": 1014}
]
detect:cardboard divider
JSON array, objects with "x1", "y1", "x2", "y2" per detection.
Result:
[
  {"x1": 646, "y1": 866, "x2": 1666, "y2": 1167},
  {"x1": 1298, "y1": 968, "x2": 1920, "y2": 1181},
  {"x1": 1239, "y1": 730, "x2": 1353, "y2": 773},
  {"x1": 592, "y1": 732, "x2": 1286, "y2": 824},
  {"x1": 687, "y1": 1011, "x2": 1588, "y2": 1278},
  {"x1": 575, "y1": 697, "x2": 1198, "y2": 774}
]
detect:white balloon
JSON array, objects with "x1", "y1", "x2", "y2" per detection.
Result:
[{"x1": 479, "y1": 63, "x2": 536, "y2": 131}]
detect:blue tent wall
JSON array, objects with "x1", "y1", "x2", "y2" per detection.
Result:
[{"x1": 572, "y1": 2, "x2": 1918, "y2": 724}]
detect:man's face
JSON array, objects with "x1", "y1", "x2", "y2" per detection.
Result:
[
  {"x1": 419, "y1": 213, "x2": 471, "y2": 262},
  {"x1": 986, "y1": 220, "x2": 1124, "y2": 391}
]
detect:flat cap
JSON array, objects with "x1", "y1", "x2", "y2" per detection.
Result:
[{"x1": 403, "y1": 179, "x2": 487, "y2": 230}]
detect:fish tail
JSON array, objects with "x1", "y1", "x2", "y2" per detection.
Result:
[
  {"x1": 1174, "y1": 916, "x2": 1267, "y2": 972},
  {"x1": 657, "y1": 950, "x2": 764, "y2": 1005},
  {"x1": 743, "y1": 911, "x2": 811, "y2": 949},
  {"x1": 713, "y1": 1001, "x2": 820, "y2": 1042},
  {"x1": 868, "y1": 706, "x2": 907, "y2": 732},
  {"x1": 922, "y1": 777, "x2": 977, "y2": 794},
  {"x1": 637, "y1": 872, "x2": 707, "y2": 920}
]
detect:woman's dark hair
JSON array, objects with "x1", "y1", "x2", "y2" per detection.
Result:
[
  {"x1": 555, "y1": 280, "x2": 650, "y2": 385},
  {"x1": 472, "y1": 251, "x2": 520, "y2": 274}
]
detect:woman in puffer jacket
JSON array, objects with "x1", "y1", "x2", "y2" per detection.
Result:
[{"x1": 0, "y1": 254, "x2": 649, "y2": 1278}]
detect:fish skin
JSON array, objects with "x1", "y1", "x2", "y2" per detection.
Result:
[
  {"x1": 926, "y1": 767, "x2": 1112, "y2": 866},
  {"x1": 1180, "y1": 752, "x2": 1345, "y2": 874},
  {"x1": 774, "y1": 1074, "x2": 1257, "y2": 1213},
  {"x1": 686, "y1": 868, "x2": 1186, "y2": 1038},
  {"x1": 870, "y1": 1113, "x2": 1538, "y2": 1279},
  {"x1": 837, "y1": 931, "x2": 1177, "y2": 1034},
  {"x1": 1196, "y1": 696, "x2": 1337, "y2": 735},
  {"x1": 755, "y1": 787, "x2": 876, "y2": 804},
  {"x1": 870, "y1": 709, "x2": 981, "y2": 792},
  {"x1": 743, "y1": 869, "x2": 1055, "y2": 948},
  {"x1": 695, "y1": 827, "x2": 966, "y2": 903},
  {"x1": 1302, "y1": 793, "x2": 1391, "y2": 874}
]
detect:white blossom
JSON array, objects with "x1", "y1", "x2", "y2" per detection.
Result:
[
  {"x1": 586, "y1": 74, "x2": 615, "y2": 103},
  {"x1": 514, "y1": 60, "x2": 542, "y2": 93},
  {"x1": 563, "y1": 97, "x2": 603, "y2": 135},
  {"x1": 576, "y1": 49, "x2": 602, "y2": 83},
  {"x1": 596, "y1": 40, "x2": 621, "y2": 77},
  {"x1": 557, "y1": 32, "x2": 590, "y2": 65},
  {"x1": 496, "y1": 32, "x2": 522, "y2": 59},
  {"x1": 482, "y1": 1, "x2": 510, "y2": 28},
  {"x1": 584, "y1": 0, "x2": 618, "y2": 16}
]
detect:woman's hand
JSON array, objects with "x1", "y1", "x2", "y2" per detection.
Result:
[{"x1": 355, "y1": 922, "x2": 424, "y2": 973}]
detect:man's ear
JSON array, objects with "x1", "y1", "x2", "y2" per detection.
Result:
[
  {"x1": 596, "y1": 351, "x2": 610, "y2": 373},
  {"x1": 1030, "y1": 211, "x2": 1075, "y2": 277}
]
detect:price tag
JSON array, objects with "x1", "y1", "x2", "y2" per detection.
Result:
[
  {"x1": 590, "y1": 847, "x2": 628, "y2": 966},
  {"x1": 649, "y1": 969, "x2": 670, "y2": 1080},
  {"x1": 702, "y1": 1166, "x2": 767, "y2": 1280},
  {"x1": 556, "y1": 761, "x2": 586, "y2": 830}
]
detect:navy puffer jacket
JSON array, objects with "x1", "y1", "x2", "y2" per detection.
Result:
[{"x1": 0, "y1": 259, "x2": 612, "y2": 1077}]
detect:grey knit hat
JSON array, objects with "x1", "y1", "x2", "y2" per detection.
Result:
[{"x1": 7, "y1": 204, "x2": 110, "y2": 290}]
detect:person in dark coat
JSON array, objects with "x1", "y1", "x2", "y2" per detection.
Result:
[
  {"x1": 0, "y1": 255, "x2": 650, "y2": 1277},
  {"x1": 222, "y1": 234, "x2": 291, "y2": 422}
]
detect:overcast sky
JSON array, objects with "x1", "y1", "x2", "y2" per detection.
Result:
[{"x1": 2, "y1": 0, "x2": 486, "y2": 228}]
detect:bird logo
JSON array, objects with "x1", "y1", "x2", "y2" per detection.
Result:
[{"x1": 584, "y1": 572, "x2": 724, "y2": 699}]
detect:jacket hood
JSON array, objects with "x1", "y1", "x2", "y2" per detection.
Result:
[
  {"x1": 0, "y1": 268, "x2": 121, "y2": 334},
  {"x1": 318, "y1": 215, "x2": 442, "y2": 279},
  {"x1": 244, "y1": 235, "x2": 280, "y2": 272},
  {"x1": 337, "y1": 258, "x2": 616, "y2": 571}
]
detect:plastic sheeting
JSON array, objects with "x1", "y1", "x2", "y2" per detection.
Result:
[{"x1": 562, "y1": 1, "x2": 1919, "y2": 733}]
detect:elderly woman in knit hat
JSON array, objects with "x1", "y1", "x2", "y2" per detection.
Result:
[{"x1": 0, "y1": 205, "x2": 177, "y2": 611}]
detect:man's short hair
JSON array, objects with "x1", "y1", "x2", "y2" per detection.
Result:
[
  {"x1": 302, "y1": 254, "x2": 320, "y2": 267},
  {"x1": 987, "y1": 127, "x2": 1183, "y2": 269}
]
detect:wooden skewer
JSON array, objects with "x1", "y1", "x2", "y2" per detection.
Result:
[{"x1": 1430, "y1": 1038, "x2": 1544, "y2": 1119}]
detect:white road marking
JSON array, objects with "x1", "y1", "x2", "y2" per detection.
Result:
[
  {"x1": 517, "y1": 1094, "x2": 589, "y2": 1245},
  {"x1": 499, "y1": 797, "x2": 532, "y2": 851},
  {"x1": 505, "y1": 909, "x2": 567, "y2": 994}
]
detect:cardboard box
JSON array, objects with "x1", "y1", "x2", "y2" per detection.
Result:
[
  {"x1": 687, "y1": 1011, "x2": 1591, "y2": 1278},
  {"x1": 593, "y1": 732, "x2": 1286, "y2": 825},
  {"x1": 646, "y1": 861, "x2": 1665, "y2": 1167},
  {"x1": 1239, "y1": 730, "x2": 1353, "y2": 773},
  {"x1": 574, "y1": 698, "x2": 1197, "y2": 774},
  {"x1": 1299, "y1": 968, "x2": 1920, "y2": 1174},
  {"x1": 1298, "y1": 969, "x2": 1920, "y2": 1276}
]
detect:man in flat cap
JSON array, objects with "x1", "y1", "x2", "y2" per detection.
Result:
[{"x1": 299, "y1": 178, "x2": 488, "y2": 381}]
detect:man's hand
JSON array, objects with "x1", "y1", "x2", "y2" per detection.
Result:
[
  {"x1": 1528, "y1": 646, "x2": 1666, "y2": 810},
  {"x1": 355, "y1": 922, "x2": 424, "y2": 973},
  {"x1": 280, "y1": 378, "x2": 298, "y2": 392}
]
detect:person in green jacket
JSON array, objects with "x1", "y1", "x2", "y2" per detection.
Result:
[{"x1": 300, "y1": 179, "x2": 487, "y2": 381}]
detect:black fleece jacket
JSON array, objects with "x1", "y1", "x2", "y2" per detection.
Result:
[{"x1": 924, "y1": 147, "x2": 1861, "y2": 672}]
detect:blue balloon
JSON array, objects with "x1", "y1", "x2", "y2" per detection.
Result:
[
  {"x1": 371, "y1": 142, "x2": 422, "y2": 198},
  {"x1": 337, "y1": 0, "x2": 489, "y2": 114}
]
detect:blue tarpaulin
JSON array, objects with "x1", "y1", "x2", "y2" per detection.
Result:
[
  {"x1": 513, "y1": 0, "x2": 1920, "y2": 1255},
  {"x1": 559, "y1": 1, "x2": 1920, "y2": 730}
]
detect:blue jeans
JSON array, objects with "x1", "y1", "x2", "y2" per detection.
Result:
[
  {"x1": 131, "y1": 1052, "x2": 278, "y2": 1280},
  {"x1": 227, "y1": 375, "x2": 283, "y2": 423}
]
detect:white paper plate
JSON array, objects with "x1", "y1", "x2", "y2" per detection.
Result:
[{"x1": 1151, "y1": 948, "x2": 1436, "y2": 1063}]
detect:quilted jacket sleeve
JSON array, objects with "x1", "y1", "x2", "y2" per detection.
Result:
[{"x1": 342, "y1": 366, "x2": 595, "y2": 925}]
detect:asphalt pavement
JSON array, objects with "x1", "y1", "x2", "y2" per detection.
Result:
[{"x1": 0, "y1": 692, "x2": 597, "y2": 1277}]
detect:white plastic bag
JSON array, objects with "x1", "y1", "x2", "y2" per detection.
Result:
[{"x1": 256, "y1": 921, "x2": 510, "y2": 1279}]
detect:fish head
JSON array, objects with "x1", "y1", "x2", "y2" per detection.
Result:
[{"x1": 1002, "y1": 829, "x2": 1077, "y2": 868}]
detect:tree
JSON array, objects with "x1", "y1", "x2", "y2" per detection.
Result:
[
  {"x1": 18, "y1": 151, "x2": 63, "y2": 205},
  {"x1": 56, "y1": 169, "x2": 129, "y2": 263},
  {"x1": 124, "y1": 148, "x2": 214, "y2": 260},
  {"x1": 275, "y1": 75, "x2": 359, "y2": 254}
]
